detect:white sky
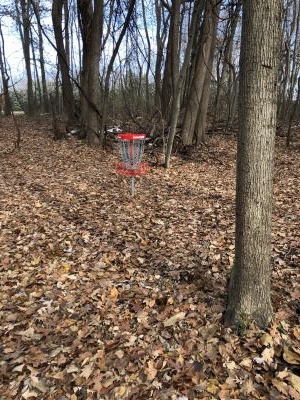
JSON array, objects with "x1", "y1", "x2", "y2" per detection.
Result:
[
  {"x1": 2, "y1": 15, "x2": 25, "y2": 82},
  {"x1": 0, "y1": 2, "x2": 158, "y2": 90},
  {"x1": 1, "y1": 10, "x2": 59, "y2": 89}
]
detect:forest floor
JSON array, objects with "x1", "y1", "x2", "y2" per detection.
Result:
[{"x1": 0, "y1": 116, "x2": 299, "y2": 400}]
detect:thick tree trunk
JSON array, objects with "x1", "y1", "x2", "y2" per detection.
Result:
[
  {"x1": 194, "y1": 56, "x2": 212, "y2": 144},
  {"x1": 225, "y1": 0, "x2": 281, "y2": 328},
  {"x1": 195, "y1": 3, "x2": 220, "y2": 143},
  {"x1": 181, "y1": 0, "x2": 217, "y2": 146},
  {"x1": 78, "y1": 0, "x2": 103, "y2": 146},
  {"x1": 161, "y1": 0, "x2": 180, "y2": 119},
  {"x1": 52, "y1": 0, "x2": 76, "y2": 124},
  {"x1": 164, "y1": 0, "x2": 204, "y2": 168},
  {"x1": 0, "y1": 21, "x2": 12, "y2": 116}
]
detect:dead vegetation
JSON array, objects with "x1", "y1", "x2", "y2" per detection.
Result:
[{"x1": 0, "y1": 116, "x2": 299, "y2": 399}]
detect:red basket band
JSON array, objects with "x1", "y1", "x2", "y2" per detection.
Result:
[
  {"x1": 117, "y1": 133, "x2": 146, "y2": 141},
  {"x1": 115, "y1": 162, "x2": 149, "y2": 176}
]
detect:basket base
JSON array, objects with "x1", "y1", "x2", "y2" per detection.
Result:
[{"x1": 115, "y1": 162, "x2": 149, "y2": 176}]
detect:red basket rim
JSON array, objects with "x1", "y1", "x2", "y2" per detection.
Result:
[
  {"x1": 115, "y1": 161, "x2": 149, "y2": 176},
  {"x1": 117, "y1": 133, "x2": 146, "y2": 140}
]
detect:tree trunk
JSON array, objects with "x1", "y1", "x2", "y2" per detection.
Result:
[
  {"x1": 29, "y1": 0, "x2": 50, "y2": 113},
  {"x1": 18, "y1": 0, "x2": 35, "y2": 116},
  {"x1": 52, "y1": 0, "x2": 76, "y2": 124},
  {"x1": 286, "y1": 76, "x2": 300, "y2": 147},
  {"x1": 278, "y1": 0, "x2": 299, "y2": 120},
  {"x1": 213, "y1": 1, "x2": 241, "y2": 128},
  {"x1": 285, "y1": 1, "x2": 300, "y2": 121},
  {"x1": 0, "y1": 20, "x2": 12, "y2": 116},
  {"x1": 225, "y1": 0, "x2": 282, "y2": 328},
  {"x1": 154, "y1": 0, "x2": 166, "y2": 111},
  {"x1": 37, "y1": 11, "x2": 50, "y2": 113},
  {"x1": 164, "y1": 0, "x2": 205, "y2": 168},
  {"x1": 78, "y1": 0, "x2": 103, "y2": 146},
  {"x1": 99, "y1": 0, "x2": 136, "y2": 143},
  {"x1": 194, "y1": 2, "x2": 221, "y2": 143},
  {"x1": 30, "y1": 27, "x2": 41, "y2": 111},
  {"x1": 161, "y1": 0, "x2": 180, "y2": 119},
  {"x1": 141, "y1": 0, "x2": 151, "y2": 108},
  {"x1": 181, "y1": 0, "x2": 217, "y2": 146}
]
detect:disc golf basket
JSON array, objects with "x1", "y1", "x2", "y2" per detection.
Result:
[{"x1": 115, "y1": 133, "x2": 149, "y2": 196}]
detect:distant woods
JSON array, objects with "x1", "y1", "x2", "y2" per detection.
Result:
[{"x1": 0, "y1": 0, "x2": 299, "y2": 151}]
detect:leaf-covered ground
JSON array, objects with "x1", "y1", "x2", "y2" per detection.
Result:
[{"x1": 0, "y1": 116, "x2": 299, "y2": 400}]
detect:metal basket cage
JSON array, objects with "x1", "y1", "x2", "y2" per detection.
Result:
[
  {"x1": 117, "y1": 133, "x2": 146, "y2": 169},
  {"x1": 115, "y1": 133, "x2": 149, "y2": 195}
]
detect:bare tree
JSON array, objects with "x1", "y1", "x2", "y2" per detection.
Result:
[
  {"x1": 278, "y1": 0, "x2": 300, "y2": 121},
  {"x1": 194, "y1": 0, "x2": 221, "y2": 144},
  {"x1": 154, "y1": 0, "x2": 169, "y2": 111},
  {"x1": 161, "y1": 0, "x2": 180, "y2": 119},
  {"x1": 16, "y1": 0, "x2": 35, "y2": 115},
  {"x1": 77, "y1": 0, "x2": 103, "y2": 146},
  {"x1": 99, "y1": 0, "x2": 136, "y2": 143},
  {"x1": 52, "y1": 0, "x2": 76, "y2": 124},
  {"x1": 35, "y1": 1, "x2": 50, "y2": 113},
  {"x1": 164, "y1": 0, "x2": 205, "y2": 168},
  {"x1": 225, "y1": 0, "x2": 282, "y2": 328},
  {"x1": 0, "y1": 19, "x2": 12, "y2": 116},
  {"x1": 213, "y1": 0, "x2": 241, "y2": 130},
  {"x1": 181, "y1": 0, "x2": 221, "y2": 146}
]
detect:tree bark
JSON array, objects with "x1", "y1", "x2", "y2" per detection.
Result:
[
  {"x1": 99, "y1": 0, "x2": 136, "y2": 144},
  {"x1": 225, "y1": 0, "x2": 282, "y2": 328},
  {"x1": 181, "y1": 0, "x2": 218, "y2": 146},
  {"x1": 286, "y1": 76, "x2": 300, "y2": 147},
  {"x1": 141, "y1": 0, "x2": 151, "y2": 108},
  {"x1": 213, "y1": 1, "x2": 241, "y2": 129},
  {"x1": 161, "y1": 0, "x2": 180, "y2": 119},
  {"x1": 52, "y1": 0, "x2": 76, "y2": 124},
  {"x1": 194, "y1": 2, "x2": 221, "y2": 143},
  {"x1": 36, "y1": 6, "x2": 50, "y2": 113},
  {"x1": 0, "y1": 20, "x2": 12, "y2": 116},
  {"x1": 30, "y1": 27, "x2": 41, "y2": 111},
  {"x1": 285, "y1": 1, "x2": 300, "y2": 121},
  {"x1": 78, "y1": 0, "x2": 103, "y2": 146},
  {"x1": 164, "y1": 0, "x2": 205, "y2": 168},
  {"x1": 18, "y1": 0, "x2": 35, "y2": 116},
  {"x1": 278, "y1": 0, "x2": 299, "y2": 119},
  {"x1": 154, "y1": 0, "x2": 166, "y2": 111}
]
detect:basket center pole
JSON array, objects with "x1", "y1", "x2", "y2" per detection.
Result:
[{"x1": 130, "y1": 140, "x2": 133, "y2": 163}]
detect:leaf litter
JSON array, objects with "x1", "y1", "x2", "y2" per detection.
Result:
[{"x1": 0, "y1": 116, "x2": 299, "y2": 399}]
